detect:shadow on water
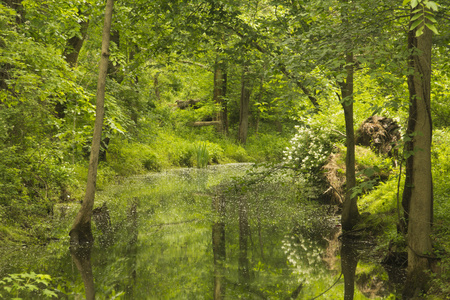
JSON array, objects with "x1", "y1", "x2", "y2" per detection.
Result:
[{"x1": 1, "y1": 164, "x2": 406, "y2": 299}]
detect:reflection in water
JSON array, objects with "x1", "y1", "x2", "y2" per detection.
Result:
[
  {"x1": 212, "y1": 193, "x2": 226, "y2": 300},
  {"x1": 238, "y1": 194, "x2": 250, "y2": 284},
  {"x1": 70, "y1": 243, "x2": 95, "y2": 300},
  {"x1": 341, "y1": 237, "x2": 359, "y2": 300},
  {"x1": 125, "y1": 198, "x2": 139, "y2": 299},
  {"x1": 3, "y1": 165, "x2": 401, "y2": 299}
]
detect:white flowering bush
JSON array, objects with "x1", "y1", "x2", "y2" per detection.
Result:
[{"x1": 283, "y1": 125, "x2": 334, "y2": 175}]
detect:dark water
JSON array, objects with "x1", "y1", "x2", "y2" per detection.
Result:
[{"x1": 0, "y1": 164, "x2": 400, "y2": 299}]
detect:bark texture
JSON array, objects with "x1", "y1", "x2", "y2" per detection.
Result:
[
  {"x1": 69, "y1": 0, "x2": 114, "y2": 247},
  {"x1": 402, "y1": 16, "x2": 433, "y2": 299}
]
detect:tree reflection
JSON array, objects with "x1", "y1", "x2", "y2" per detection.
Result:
[
  {"x1": 212, "y1": 193, "x2": 226, "y2": 300},
  {"x1": 340, "y1": 237, "x2": 359, "y2": 300},
  {"x1": 70, "y1": 243, "x2": 95, "y2": 300}
]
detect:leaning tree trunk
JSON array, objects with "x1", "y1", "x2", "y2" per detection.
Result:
[
  {"x1": 69, "y1": 0, "x2": 114, "y2": 247},
  {"x1": 402, "y1": 14, "x2": 433, "y2": 299}
]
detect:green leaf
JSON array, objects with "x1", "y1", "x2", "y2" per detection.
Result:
[
  {"x1": 411, "y1": 0, "x2": 419, "y2": 8},
  {"x1": 425, "y1": 23, "x2": 439, "y2": 34},
  {"x1": 426, "y1": 1, "x2": 439, "y2": 11},
  {"x1": 403, "y1": 0, "x2": 411, "y2": 5},
  {"x1": 42, "y1": 289, "x2": 58, "y2": 298},
  {"x1": 416, "y1": 25, "x2": 424, "y2": 36},
  {"x1": 24, "y1": 284, "x2": 38, "y2": 291},
  {"x1": 410, "y1": 18, "x2": 423, "y2": 31},
  {"x1": 425, "y1": 15, "x2": 437, "y2": 23},
  {"x1": 410, "y1": 13, "x2": 422, "y2": 22}
]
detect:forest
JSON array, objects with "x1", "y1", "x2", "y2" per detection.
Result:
[{"x1": 0, "y1": 0, "x2": 449, "y2": 299}]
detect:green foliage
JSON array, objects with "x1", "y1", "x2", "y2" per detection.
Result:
[
  {"x1": 222, "y1": 143, "x2": 252, "y2": 163},
  {"x1": 0, "y1": 272, "x2": 58, "y2": 299},
  {"x1": 107, "y1": 139, "x2": 162, "y2": 176},
  {"x1": 404, "y1": 0, "x2": 439, "y2": 36},
  {"x1": 245, "y1": 133, "x2": 290, "y2": 162}
]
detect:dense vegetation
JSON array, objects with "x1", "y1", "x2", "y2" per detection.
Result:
[{"x1": 1, "y1": 0, "x2": 449, "y2": 298}]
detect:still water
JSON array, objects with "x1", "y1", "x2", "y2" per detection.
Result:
[{"x1": 0, "y1": 164, "x2": 400, "y2": 299}]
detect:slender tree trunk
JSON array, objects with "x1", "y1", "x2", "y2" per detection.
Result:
[
  {"x1": 154, "y1": 73, "x2": 161, "y2": 102},
  {"x1": 340, "y1": 51, "x2": 359, "y2": 231},
  {"x1": 402, "y1": 14, "x2": 433, "y2": 298},
  {"x1": 213, "y1": 58, "x2": 228, "y2": 134},
  {"x1": 69, "y1": 0, "x2": 114, "y2": 247},
  {"x1": 339, "y1": 0, "x2": 359, "y2": 231},
  {"x1": 239, "y1": 66, "x2": 252, "y2": 144}
]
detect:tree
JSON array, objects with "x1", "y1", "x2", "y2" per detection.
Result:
[
  {"x1": 69, "y1": 0, "x2": 114, "y2": 247},
  {"x1": 238, "y1": 65, "x2": 252, "y2": 144},
  {"x1": 339, "y1": 0, "x2": 359, "y2": 231},
  {"x1": 402, "y1": 0, "x2": 436, "y2": 297}
]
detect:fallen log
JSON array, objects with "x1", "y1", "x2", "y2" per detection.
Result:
[{"x1": 190, "y1": 121, "x2": 221, "y2": 127}]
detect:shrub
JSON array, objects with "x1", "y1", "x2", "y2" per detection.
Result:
[{"x1": 283, "y1": 125, "x2": 335, "y2": 176}]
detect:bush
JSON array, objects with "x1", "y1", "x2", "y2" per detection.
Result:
[{"x1": 283, "y1": 125, "x2": 335, "y2": 175}]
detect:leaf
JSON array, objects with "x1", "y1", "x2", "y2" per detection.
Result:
[
  {"x1": 410, "y1": 13, "x2": 422, "y2": 22},
  {"x1": 411, "y1": 0, "x2": 419, "y2": 8},
  {"x1": 403, "y1": 0, "x2": 411, "y2": 5},
  {"x1": 410, "y1": 18, "x2": 423, "y2": 31},
  {"x1": 416, "y1": 25, "x2": 424, "y2": 37},
  {"x1": 425, "y1": 14, "x2": 437, "y2": 23},
  {"x1": 426, "y1": 1, "x2": 439, "y2": 11},
  {"x1": 42, "y1": 289, "x2": 58, "y2": 298},
  {"x1": 425, "y1": 23, "x2": 439, "y2": 35},
  {"x1": 24, "y1": 284, "x2": 38, "y2": 291}
]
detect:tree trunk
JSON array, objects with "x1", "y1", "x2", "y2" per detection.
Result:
[
  {"x1": 63, "y1": 19, "x2": 90, "y2": 68},
  {"x1": 402, "y1": 14, "x2": 433, "y2": 298},
  {"x1": 213, "y1": 58, "x2": 228, "y2": 134},
  {"x1": 238, "y1": 66, "x2": 252, "y2": 144},
  {"x1": 56, "y1": 11, "x2": 90, "y2": 119},
  {"x1": 154, "y1": 73, "x2": 161, "y2": 102},
  {"x1": 340, "y1": 51, "x2": 359, "y2": 231},
  {"x1": 69, "y1": 0, "x2": 114, "y2": 247}
]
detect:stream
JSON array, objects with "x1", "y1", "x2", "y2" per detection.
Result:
[{"x1": 0, "y1": 164, "x2": 403, "y2": 299}]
